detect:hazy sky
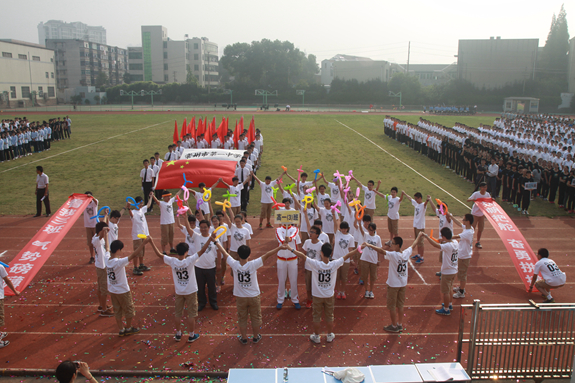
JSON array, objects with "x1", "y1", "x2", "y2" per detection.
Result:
[{"x1": 1, "y1": 0, "x2": 573, "y2": 66}]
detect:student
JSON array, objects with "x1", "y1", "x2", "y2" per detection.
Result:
[
  {"x1": 252, "y1": 173, "x2": 280, "y2": 229},
  {"x1": 127, "y1": 195, "x2": 153, "y2": 275},
  {"x1": 141, "y1": 159, "x2": 155, "y2": 211},
  {"x1": 193, "y1": 181, "x2": 219, "y2": 220},
  {"x1": 422, "y1": 228, "x2": 459, "y2": 316},
  {"x1": 353, "y1": 214, "x2": 372, "y2": 279},
  {"x1": 313, "y1": 198, "x2": 335, "y2": 245},
  {"x1": 433, "y1": 201, "x2": 453, "y2": 277},
  {"x1": 221, "y1": 209, "x2": 252, "y2": 260},
  {"x1": 286, "y1": 242, "x2": 359, "y2": 344},
  {"x1": 149, "y1": 237, "x2": 213, "y2": 342},
  {"x1": 220, "y1": 176, "x2": 251, "y2": 216},
  {"x1": 214, "y1": 240, "x2": 279, "y2": 344},
  {"x1": 105, "y1": 208, "x2": 125, "y2": 245},
  {"x1": 402, "y1": 191, "x2": 431, "y2": 263},
  {"x1": 0, "y1": 261, "x2": 21, "y2": 348},
  {"x1": 92, "y1": 222, "x2": 113, "y2": 317},
  {"x1": 467, "y1": 182, "x2": 491, "y2": 249},
  {"x1": 355, "y1": 222, "x2": 382, "y2": 298},
  {"x1": 332, "y1": 213, "x2": 355, "y2": 299},
  {"x1": 302, "y1": 225, "x2": 325, "y2": 308},
  {"x1": 519, "y1": 170, "x2": 534, "y2": 215},
  {"x1": 361, "y1": 233, "x2": 423, "y2": 332},
  {"x1": 528, "y1": 248, "x2": 566, "y2": 303},
  {"x1": 152, "y1": 190, "x2": 180, "y2": 254},
  {"x1": 314, "y1": 183, "x2": 331, "y2": 206},
  {"x1": 194, "y1": 219, "x2": 220, "y2": 311},
  {"x1": 449, "y1": 213, "x2": 475, "y2": 299},
  {"x1": 83, "y1": 192, "x2": 99, "y2": 264},
  {"x1": 285, "y1": 171, "x2": 312, "y2": 200},
  {"x1": 35, "y1": 165, "x2": 51, "y2": 217},
  {"x1": 235, "y1": 160, "x2": 252, "y2": 211},
  {"x1": 385, "y1": 187, "x2": 403, "y2": 244},
  {"x1": 106, "y1": 238, "x2": 149, "y2": 336},
  {"x1": 351, "y1": 176, "x2": 379, "y2": 218},
  {"x1": 276, "y1": 224, "x2": 302, "y2": 310}
]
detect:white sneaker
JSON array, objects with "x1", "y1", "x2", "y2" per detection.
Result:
[
  {"x1": 453, "y1": 286, "x2": 459, "y2": 292},
  {"x1": 364, "y1": 291, "x2": 370, "y2": 298},
  {"x1": 453, "y1": 290, "x2": 466, "y2": 299},
  {"x1": 326, "y1": 333, "x2": 335, "y2": 343},
  {"x1": 369, "y1": 291, "x2": 375, "y2": 299},
  {"x1": 309, "y1": 334, "x2": 321, "y2": 344}
]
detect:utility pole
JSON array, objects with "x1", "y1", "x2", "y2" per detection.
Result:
[{"x1": 406, "y1": 42, "x2": 410, "y2": 75}]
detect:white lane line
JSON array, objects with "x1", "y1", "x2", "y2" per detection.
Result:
[
  {"x1": 408, "y1": 259, "x2": 428, "y2": 285},
  {"x1": 335, "y1": 119, "x2": 470, "y2": 210},
  {"x1": 1, "y1": 120, "x2": 172, "y2": 173},
  {"x1": 0, "y1": 250, "x2": 6, "y2": 258},
  {"x1": 9, "y1": 331, "x2": 459, "y2": 337}
]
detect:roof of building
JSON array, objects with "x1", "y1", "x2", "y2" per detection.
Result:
[
  {"x1": 328, "y1": 54, "x2": 373, "y2": 62},
  {"x1": 503, "y1": 97, "x2": 540, "y2": 101},
  {"x1": 0, "y1": 39, "x2": 52, "y2": 50}
]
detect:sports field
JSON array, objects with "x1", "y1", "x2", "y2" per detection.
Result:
[{"x1": 0, "y1": 112, "x2": 573, "y2": 376}]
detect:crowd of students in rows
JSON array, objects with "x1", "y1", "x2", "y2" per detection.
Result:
[
  {"x1": 384, "y1": 114, "x2": 575, "y2": 214},
  {"x1": 423, "y1": 105, "x2": 476, "y2": 115},
  {"x1": 0, "y1": 116, "x2": 72, "y2": 162}
]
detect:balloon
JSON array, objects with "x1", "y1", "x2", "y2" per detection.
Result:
[
  {"x1": 126, "y1": 197, "x2": 139, "y2": 210},
  {"x1": 313, "y1": 169, "x2": 321, "y2": 180},
  {"x1": 0, "y1": 261, "x2": 9, "y2": 268},
  {"x1": 271, "y1": 197, "x2": 285, "y2": 210},
  {"x1": 177, "y1": 207, "x2": 189, "y2": 216},
  {"x1": 302, "y1": 195, "x2": 314, "y2": 206},
  {"x1": 202, "y1": 189, "x2": 212, "y2": 202},
  {"x1": 355, "y1": 205, "x2": 366, "y2": 220},
  {"x1": 296, "y1": 165, "x2": 304, "y2": 182},
  {"x1": 429, "y1": 229, "x2": 440, "y2": 243},
  {"x1": 222, "y1": 191, "x2": 237, "y2": 200},
  {"x1": 196, "y1": 199, "x2": 204, "y2": 211},
  {"x1": 344, "y1": 175, "x2": 351, "y2": 187},
  {"x1": 182, "y1": 173, "x2": 193, "y2": 188},
  {"x1": 306, "y1": 187, "x2": 316, "y2": 194},
  {"x1": 331, "y1": 200, "x2": 342, "y2": 214},
  {"x1": 281, "y1": 166, "x2": 288, "y2": 172},
  {"x1": 137, "y1": 234, "x2": 147, "y2": 239},
  {"x1": 349, "y1": 199, "x2": 361, "y2": 208},
  {"x1": 435, "y1": 198, "x2": 448, "y2": 215},
  {"x1": 90, "y1": 206, "x2": 110, "y2": 222},
  {"x1": 333, "y1": 170, "x2": 343, "y2": 183},
  {"x1": 348, "y1": 170, "x2": 354, "y2": 177},
  {"x1": 284, "y1": 183, "x2": 296, "y2": 192},
  {"x1": 356, "y1": 187, "x2": 361, "y2": 198},
  {"x1": 181, "y1": 186, "x2": 190, "y2": 201},
  {"x1": 214, "y1": 225, "x2": 228, "y2": 239},
  {"x1": 357, "y1": 245, "x2": 362, "y2": 254},
  {"x1": 272, "y1": 186, "x2": 279, "y2": 200},
  {"x1": 215, "y1": 200, "x2": 232, "y2": 211}
]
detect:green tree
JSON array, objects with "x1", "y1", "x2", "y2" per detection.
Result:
[
  {"x1": 122, "y1": 72, "x2": 132, "y2": 84},
  {"x1": 539, "y1": 5, "x2": 570, "y2": 84},
  {"x1": 93, "y1": 95, "x2": 101, "y2": 105},
  {"x1": 389, "y1": 73, "x2": 422, "y2": 105},
  {"x1": 186, "y1": 65, "x2": 199, "y2": 85},
  {"x1": 95, "y1": 71, "x2": 109, "y2": 89}
]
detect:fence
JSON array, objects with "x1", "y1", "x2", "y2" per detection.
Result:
[{"x1": 457, "y1": 299, "x2": 575, "y2": 380}]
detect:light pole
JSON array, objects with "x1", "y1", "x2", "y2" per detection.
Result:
[
  {"x1": 140, "y1": 89, "x2": 162, "y2": 108},
  {"x1": 296, "y1": 90, "x2": 305, "y2": 107},
  {"x1": 389, "y1": 91, "x2": 402, "y2": 108},
  {"x1": 120, "y1": 90, "x2": 138, "y2": 110}
]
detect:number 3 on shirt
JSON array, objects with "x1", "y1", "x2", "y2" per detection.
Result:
[
  {"x1": 237, "y1": 271, "x2": 251, "y2": 283},
  {"x1": 318, "y1": 273, "x2": 331, "y2": 283},
  {"x1": 176, "y1": 271, "x2": 189, "y2": 280},
  {"x1": 108, "y1": 271, "x2": 116, "y2": 280}
]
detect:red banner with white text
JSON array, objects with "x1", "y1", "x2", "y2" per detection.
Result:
[
  {"x1": 474, "y1": 198, "x2": 539, "y2": 291},
  {"x1": 3, "y1": 193, "x2": 93, "y2": 296}
]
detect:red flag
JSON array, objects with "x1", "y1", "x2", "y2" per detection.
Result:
[
  {"x1": 173, "y1": 120, "x2": 179, "y2": 144},
  {"x1": 233, "y1": 119, "x2": 240, "y2": 149},
  {"x1": 180, "y1": 118, "x2": 187, "y2": 139},
  {"x1": 205, "y1": 120, "x2": 212, "y2": 146},
  {"x1": 156, "y1": 157, "x2": 237, "y2": 190},
  {"x1": 239, "y1": 116, "x2": 244, "y2": 133},
  {"x1": 217, "y1": 118, "x2": 226, "y2": 144},
  {"x1": 190, "y1": 117, "x2": 196, "y2": 140},
  {"x1": 247, "y1": 116, "x2": 256, "y2": 143},
  {"x1": 196, "y1": 118, "x2": 205, "y2": 138}
]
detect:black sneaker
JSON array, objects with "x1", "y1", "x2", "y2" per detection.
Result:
[
  {"x1": 170, "y1": 248, "x2": 177, "y2": 254},
  {"x1": 435, "y1": 272, "x2": 442, "y2": 277},
  {"x1": 174, "y1": 332, "x2": 182, "y2": 342},
  {"x1": 139, "y1": 264, "x2": 151, "y2": 271},
  {"x1": 543, "y1": 298, "x2": 555, "y2": 303},
  {"x1": 188, "y1": 333, "x2": 200, "y2": 343},
  {"x1": 118, "y1": 329, "x2": 126, "y2": 337},
  {"x1": 238, "y1": 336, "x2": 248, "y2": 345},
  {"x1": 252, "y1": 334, "x2": 262, "y2": 344},
  {"x1": 133, "y1": 268, "x2": 143, "y2": 275},
  {"x1": 125, "y1": 327, "x2": 140, "y2": 335},
  {"x1": 89, "y1": 257, "x2": 95, "y2": 264}
]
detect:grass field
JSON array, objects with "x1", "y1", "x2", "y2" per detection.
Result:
[{"x1": 0, "y1": 113, "x2": 568, "y2": 218}]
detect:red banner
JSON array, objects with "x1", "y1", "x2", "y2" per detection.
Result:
[
  {"x1": 475, "y1": 199, "x2": 539, "y2": 291},
  {"x1": 3, "y1": 193, "x2": 93, "y2": 296},
  {"x1": 155, "y1": 158, "x2": 237, "y2": 190}
]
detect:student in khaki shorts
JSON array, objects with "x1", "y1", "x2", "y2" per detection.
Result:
[
  {"x1": 355, "y1": 222, "x2": 382, "y2": 299},
  {"x1": 106, "y1": 238, "x2": 149, "y2": 336},
  {"x1": 213, "y1": 238, "x2": 279, "y2": 344},
  {"x1": 287, "y1": 242, "x2": 359, "y2": 344},
  {"x1": 422, "y1": 228, "x2": 459, "y2": 316},
  {"x1": 149, "y1": 237, "x2": 214, "y2": 342},
  {"x1": 127, "y1": 195, "x2": 153, "y2": 275},
  {"x1": 252, "y1": 173, "x2": 280, "y2": 229},
  {"x1": 0, "y1": 263, "x2": 21, "y2": 349},
  {"x1": 362, "y1": 233, "x2": 422, "y2": 333},
  {"x1": 449, "y1": 213, "x2": 475, "y2": 299},
  {"x1": 402, "y1": 191, "x2": 431, "y2": 263},
  {"x1": 528, "y1": 248, "x2": 567, "y2": 303},
  {"x1": 92, "y1": 221, "x2": 113, "y2": 317},
  {"x1": 385, "y1": 187, "x2": 403, "y2": 245},
  {"x1": 152, "y1": 190, "x2": 181, "y2": 254}
]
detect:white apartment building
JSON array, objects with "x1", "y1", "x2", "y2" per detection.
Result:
[{"x1": 38, "y1": 20, "x2": 106, "y2": 45}]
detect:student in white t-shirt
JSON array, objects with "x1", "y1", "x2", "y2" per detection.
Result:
[
  {"x1": 83, "y1": 192, "x2": 99, "y2": 264},
  {"x1": 362, "y1": 232, "x2": 423, "y2": 333},
  {"x1": 302, "y1": 225, "x2": 325, "y2": 309},
  {"x1": 467, "y1": 182, "x2": 491, "y2": 249},
  {"x1": 433, "y1": 201, "x2": 453, "y2": 278},
  {"x1": 0, "y1": 262, "x2": 21, "y2": 348},
  {"x1": 152, "y1": 190, "x2": 181, "y2": 255},
  {"x1": 450, "y1": 213, "x2": 475, "y2": 299},
  {"x1": 213, "y1": 240, "x2": 279, "y2": 344},
  {"x1": 314, "y1": 198, "x2": 336, "y2": 245},
  {"x1": 149, "y1": 236, "x2": 214, "y2": 342},
  {"x1": 220, "y1": 176, "x2": 251, "y2": 216},
  {"x1": 287, "y1": 242, "x2": 359, "y2": 344},
  {"x1": 221, "y1": 209, "x2": 252, "y2": 260},
  {"x1": 92, "y1": 222, "x2": 113, "y2": 317},
  {"x1": 194, "y1": 219, "x2": 220, "y2": 311},
  {"x1": 127, "y1": 195, "x2": 153, "y2": 275},
  {"x1": 351, "y1": 176, "x2": 381, "y2": 219},
  {"x1": 385, "y1": 187, "x2": 403, "y2": 245},
  {"x1": 193, "y1": 181, "x2": 219, "y2": 220},
  {"x1": 528, "y1": 248, "x2": 567, "y2": 303},
  {"x1": 252, "y1": 173, "x2": 280, "y2": 229},
  {"x1": 355, "y1": 222, "x2": 382, "y2": 298},
  {"x1": 423, "y1": 228, "x2": 459, "y2": 316},
  {"x1": 402, "y1": 191, "x2": 431, "y2": 264},
  {"x1": 106, "y1": 237, "x2": 149, "y2": 336},
  {"x1": 105, "y1": 208, "x2": 125, "y2": 245},
  {"x1": 333, "y1": 213, "x2": 356, "y2": 300}
]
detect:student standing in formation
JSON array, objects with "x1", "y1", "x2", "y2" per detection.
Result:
[
  {"x1": 433, "y1": 201, "x2": 452, "y2": 277},
  {"x1": 92, "y1": 222, "x2": 113, "y2": 317},
  {"x1": 467, "y1": 182, "x2": 491, "y2": 249},
  {"x1": 332, "y1": 211, "x2": 355, "y2": 299},
  {"x1": 449, "y1": 213, "x2": 475, "y2": 299},
  {"x1": 385, "y1": 187, "x2": 403, "y2": 245},
  {"x1": 127, "y1": 195, "x2": 153, "y2": 275},
  {"x1": 287, "y1": 242, "x2": 359, "y2": 344},
  {"x1": 194, "y1": 219, "x2": 220, "y2": 311},
  {"x1": 355, "y1": 222, "x2": 382, "y2": 299},
  {"x1": 235, "y1": 160, "x2": 252, "y2": 211},
  {"x1": 422, "y1": 228, "x2": 459, "y2": 316},
  {"x1": 213, "y1": 239, "x2": 280, "y2": 344},
  {"x1": 141, "y1": 159, "x2": 155, "y2": 212},
  {"x1": 106, "y1": 238, "x2": 149, "y2": 336},
  {"x1": 528, "y1": 248, "x2": 567, "y2": 303},
  {"x1": 84, "y1": 192, "x2": 99, "y2": 264},
  {"x1": 149, "y1": 237, "x2": 214, "y2": 342},
  {"x1": 313, "y1": 198, "x2": 336, "y2": 245},
  {"x1": 351, "y1": 176, "x2": 380, "y2": 219},
  {"x1": 220, "y1": 176, "x2": 251, "y2": 216},
  {"x1": 152, "y1": 190, "x2": 180, "y2": 254},
  {"x1": 252, "y1": 173, "x2": 280, "y2": 229},
  {"x1": 361, "y1": 232, "x2": 423, "y2": 332},
  {"x1": 0, "y1": 261, "x2": 21, "y2": 348},
  {"x1": 276, "y1": 223, "x2": 302, "y2": 310},
  {"x1": 193, "y1": 181, "x2": 219, "y2": 221},
  {"x1": 402, "y1": 191, "x2": 431, "y2": 263},
  {"x1": 105, "y1": 208, "x2": 124, "y2": 246}
]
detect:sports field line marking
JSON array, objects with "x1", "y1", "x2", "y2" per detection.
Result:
[
  {"x1": 0, "y1": 120, "x2": 172, "y2": 173},
  {"x1": 408, "y1": 259, "x2": 428, "y2": 285},
  {"x1": 0, "y1": 250, "x2": 6, "y2": 258},
  {"x1": 8, "y1": 303, "x2": 457, "y2": 309},
  {"x1": 10, "y1": 331, "x2": 458, "y2": 337},
  {"x1": 335, "y1": 119, "x2": 470, "y2": 210}
]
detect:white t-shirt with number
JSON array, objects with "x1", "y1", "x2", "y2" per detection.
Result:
[
  {"x1": 360, "y1": 233, "x2": 382, "y2": 264},
  {"x1": 106, "y1": 257, "x2": 130, "y2": 294},
  {"x1": 333, "y1": 231, "x2": 354, "y2": 263},
  {"x1": 259, "y1": 180, "x2": 277, "y2": 203},
  {"x1": 229, "y1": 224, "x2": 251, "y2": 252},
  {"x1": 84, "y1": 199, "x2": 98, "y2": 228},
  {"x1": 159, "y1": 197, "x2": 176, "y2": 225},
  {"x1": 306, "y1": 258, "x2": 345, "y2": 298},
  {"x1": 229, "y1": 184, "x2": 243, "y2": 208},
  {"x1": 534, "y1": 258, "x2": 566, "y2": 286},
  {"x1": 362, "y1": 186, "x2": 376, "y2": 209},
  {"x1": 164, "y1": 254, "x2": 199, "y2": 295},
  {"x1": 227, "y1": 257, "x2": 264, "y2": 298},
  {"x1": 412, "y1": 200, "x2": 427, "y2": 229},
  {"x1": 303, "y1": 239, "x2": 324, "y2": 271},
  {"x1": 387, "y1": 196, "x2": 401, "y2": 220},
  {"x1": 457, "y1": 224, "x2": 474, "y2": 259},
  {"x1": 440, "y1": 241, "x2": 459, "y2": 275},
  {"x1": 385, "y1": 247, "x2": 413, "y2": 288},
  {"x1": 92, "y1": 235, "x2": 109, "y2": 270}
]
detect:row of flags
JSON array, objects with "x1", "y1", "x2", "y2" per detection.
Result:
[{"x1": 172, "y1": 116, "x2": 256, "y2": 148}]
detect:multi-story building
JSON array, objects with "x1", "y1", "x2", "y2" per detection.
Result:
[
  {"x1": 568, "y1": 37, "x2": 575, "y2": 94},
  {"x1": 45, "y1": 39, "x2": 127, "y2": 96},
  {"x1": 38, "y1": 20, "x2": 106, "y2": 45},
  {"x1": 0, "y1": 39, "x2": 57, "y2": 107},
  {"x1": 128, "y1": 26, "x2": 219, "y2": 88},
  {"x1": 396, "y1": 63, "x2": 458, "y2": 87},
  {"x1": 321, "y1": 54, "x2": 390, "y2": 85},
  {"x1": 457, "y1": 37, "x2": 539, "y2": 89}
]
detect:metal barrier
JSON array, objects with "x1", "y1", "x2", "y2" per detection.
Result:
[{"x1": 457, "y1": 299, "x2": 575, "y2": 380}]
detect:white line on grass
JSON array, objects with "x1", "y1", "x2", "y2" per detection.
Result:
[
  {"x1": 335, "y1": 119, "x2": 470, "y2": 210},
  {"x1": 1, "y1": 120, "x2": 172, "y2": 173}
]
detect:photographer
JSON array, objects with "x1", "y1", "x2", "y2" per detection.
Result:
[{"x1": 56, "y1": 361, "x2": 98, "y2": 383}]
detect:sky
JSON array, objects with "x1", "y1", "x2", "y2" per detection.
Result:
[{"x1": 1, "y1": 0, "x2": 573, "y2": 67}]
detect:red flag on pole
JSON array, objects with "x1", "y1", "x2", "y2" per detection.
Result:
[
  {"x1": 190, "y1": 116, "x2": 196, "y2": 141},
  {"x1": 239, "y1": 116, "x2": 244, "y2": 133},
  {"x1": 233, "y1": 119, "x2": 240, "y2": 149},
  {"x1": 217, "y1": 118, "x2": 226, "y2": 144},
  {"x1": 180, "y1": 118, "x2": 187, "y2": 140},
  {"x1": 173, "y1": 120, "x2": 179, "y2": 144},
  {"x1": 247, "y1": 115, "x2": 256, "y2": 143}
]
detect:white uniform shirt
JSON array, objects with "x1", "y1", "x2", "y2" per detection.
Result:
[
  {"x1": 106, "y1": 257, "x2": 130, "y2": 294},
  {"x1": 84, "y1": 199, "x2": 98, "y2": 229},
  {"x1": 318, "y1": 207, "x2": 335, "y2": 234},
  {"x1": 108, "y1": 221, "x2": 119, "y2": 243},
  {"x1": 229, "y1": 224, "x2": 251, "y2": 252},
  {"x1": 360, "y1": 233, "x2": 382, "y2": 264},
  {"x1": 227, "y1": 257, "x2": 264, "y2": 297},
  {"x1": 440, "y1": 241, "x2": 459, "y2": 275},
  {"x1": 412, "y1": 200, "x2": 426, "y2": 229},
  {"x1": 259, "y1": 180, "x2": 277, "y2": 203},
  {"x1": 229, "y1": 184, "x2": 243, "y2": 208},
  {"x1": 303, "y1": 239, "x2": 324, "y2": 271},
  {"x1": 92, "y1": 235, "x2": 109, "y2": 269},
  {"x1": 333, "y1": 231, "x2": 354, "y2": 263},
  {"x1": 534, "y1": 258, "x2": 566, "y2": 286},
  {"x1": 385, "y1": 248, "x2": 413, "y2": 288},
  {"x1": 387, "y1": 196, "x2": 401, "y2": 220},
  {"x1": 306, "y1": 258, "x2": 345, "y2": 298},
  {"x1": 194, "y1": 235, "x2": 217, "y2": 269},
  {"x1": 159, "y1": 197, "x2": 176, "y2": 225},
  {"x1": 164, "y1": 254, "x2": 200, "y2": 295},
  {"x1": 362, "y1": 186, "x2": 376, "y2": 209},
  {"x1": 457, "y1": 224, "x2": 474, "y2": 260},
  {"x1": 130, "y1": 206, "x2": 149, "y2": 240},
  {"x1": 36, "y1": 173, "x2": 49, "y2": 189}
]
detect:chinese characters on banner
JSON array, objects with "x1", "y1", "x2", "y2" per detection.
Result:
[
  {"x1": 274, "y1": 210, "x2": 301, "y2": 226},
  {"x1": 475, "y1": 199, "x2": 539, "y2": 291},
  {"x1": 3, "y1": 193, "x2": 93, "y2": 296}
]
